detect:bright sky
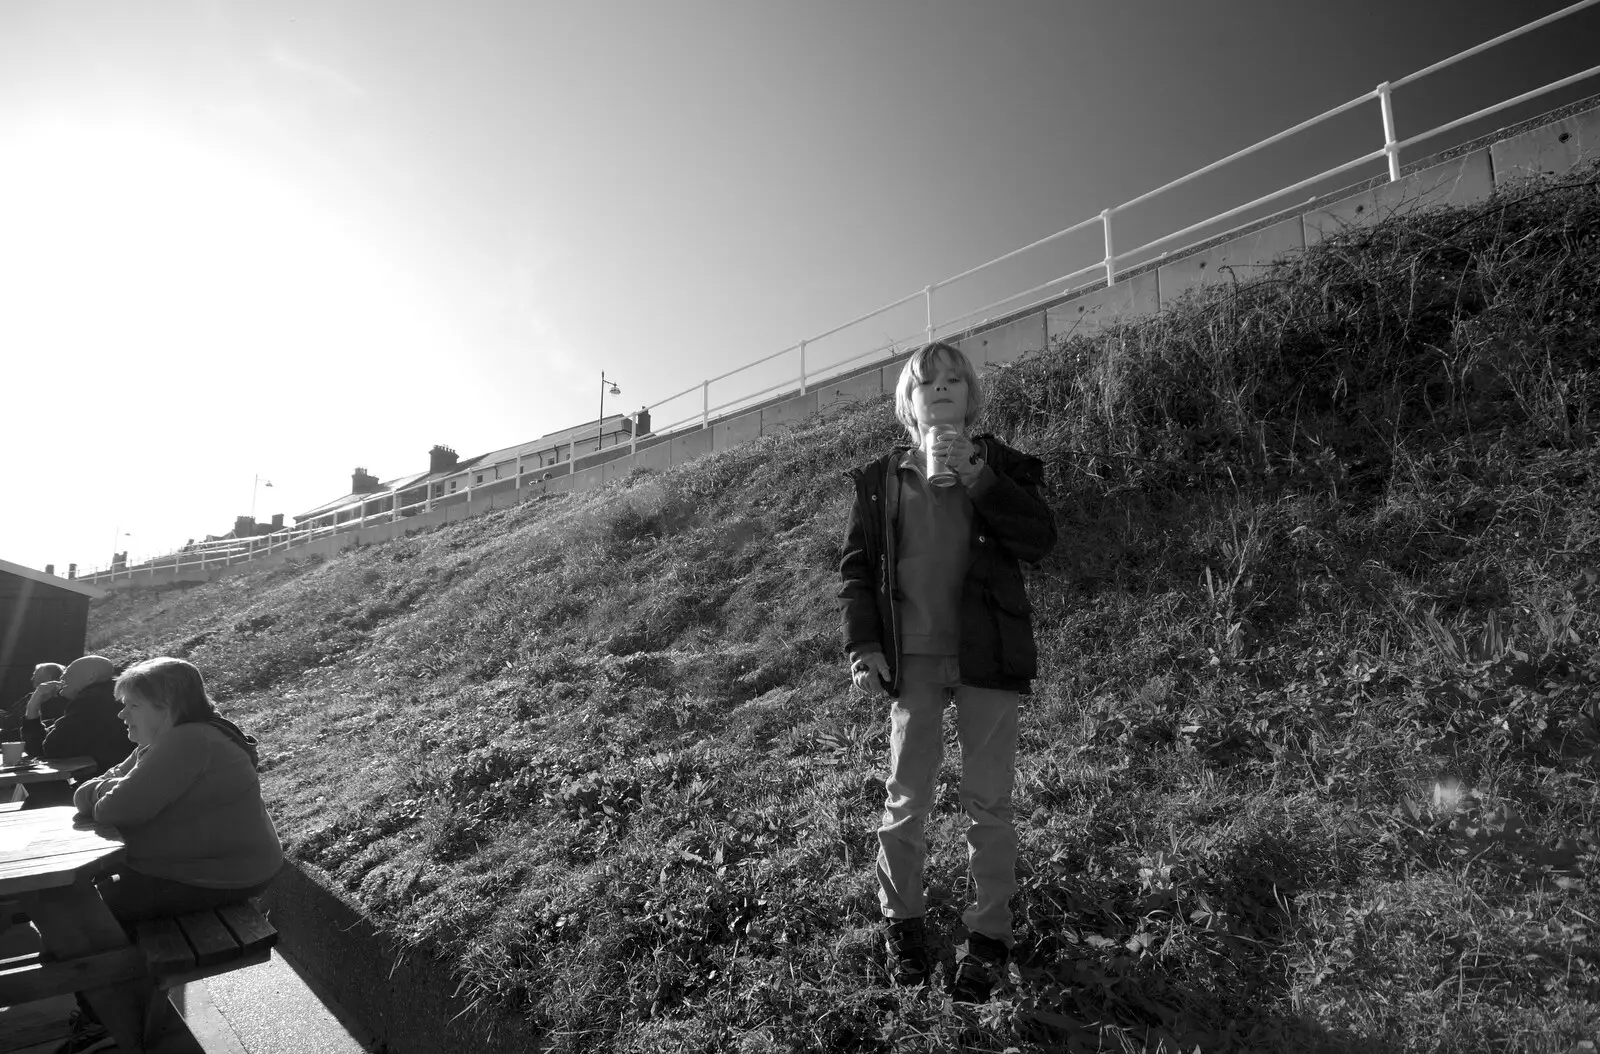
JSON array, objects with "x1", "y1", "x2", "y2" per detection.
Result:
[{"x1": 2, "y1": 0, "x2": 1595, "y2": 574}]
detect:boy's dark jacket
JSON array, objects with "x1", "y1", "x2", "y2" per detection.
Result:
[{"x1": 839, "y1": 434, "x2": 1056, "y2": 696}]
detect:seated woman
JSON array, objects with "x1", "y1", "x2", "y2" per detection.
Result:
[{"x1": 73, "y1": 657, "x2": 282, "y2": 925}]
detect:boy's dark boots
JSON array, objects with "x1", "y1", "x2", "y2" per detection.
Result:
[
  {"x1": 884, "y1": 917, "x2": 931, "y2": 986},
  {"x1": 951, "y1": 932, "x2": 1009, "y2": 1002}
]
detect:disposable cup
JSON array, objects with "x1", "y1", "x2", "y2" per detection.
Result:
[
  {"x1": 1, "y1": 741, "x2": 23, "y2": 767},
  {"x1": 927, "y1": 426, "x2": 959, "y2": 487}
]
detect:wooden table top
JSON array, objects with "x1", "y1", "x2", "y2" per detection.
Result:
[
  {"x1": 0, "y1": 756, "x2": 98, "y2": 789},
  {"x1": 0, "y1": 805, "x2": 124, "y2": 896}
]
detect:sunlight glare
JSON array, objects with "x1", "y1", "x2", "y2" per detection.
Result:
[{"x1": 0, "y1": 114, "x2": 461, "y2": 568}]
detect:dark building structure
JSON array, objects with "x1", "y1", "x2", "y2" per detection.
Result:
[
  {"x1": 229, "y1": 513, "x2": 287, "y2": 539},
  {"x1": 0, "y1": 558, "x2": 102, "y2": 706}
]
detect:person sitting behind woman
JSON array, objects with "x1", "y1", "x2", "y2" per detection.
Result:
[{"x1": 73, "y1": 657, "x2": 282, "y2": 925}]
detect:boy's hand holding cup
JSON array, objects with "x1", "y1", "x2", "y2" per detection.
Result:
[{"x1": 929, "y1": 428, "x2": 983, "y2": 488}]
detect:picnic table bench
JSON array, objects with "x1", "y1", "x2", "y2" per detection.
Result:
[
  {"x1": 135, "y1": 901, "x2": 279, "y2": 988},
  {"x1": 3, "y1": 903, "x2": 280, "y2": 999},
  {"x1": 0, "y1": 806, "x2": 278, "y2": 1052}
]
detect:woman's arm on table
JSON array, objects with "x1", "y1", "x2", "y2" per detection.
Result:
[
  {"x1": 74, "y1": 750, "x2": 140, "y2": 816},
  {"x1": 90, "y1": 729, "x2": 210, "y2": 826}
]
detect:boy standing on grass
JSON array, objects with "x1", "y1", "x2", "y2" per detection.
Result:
[{"x1": 839, "y1": 341, "x2": 1056, "y2": 1001}]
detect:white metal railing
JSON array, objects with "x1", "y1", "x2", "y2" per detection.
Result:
[
  {"x1": 631, "y1": 0, "x2": 1599, "y2": 437},
  {"x1": 77, "y1": 0, "x2": 1600, "y2": 584},
  {"x1": 77, "y1": 424, "x2": 638, "y2": 583}
]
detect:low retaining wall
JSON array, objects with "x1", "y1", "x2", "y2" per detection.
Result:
[{"x1": 261, "y1": 860, "x2": 542, "y2": 1054}]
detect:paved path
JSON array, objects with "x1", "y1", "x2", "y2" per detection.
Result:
[
  {"x1": 174, "y1": 949, "x2": 375, "y2": 1054},
  {"x1": 1, "y1": 946, "x2": 373, "y2": 1054}
]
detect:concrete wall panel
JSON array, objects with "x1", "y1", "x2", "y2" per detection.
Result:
[
  {"x1": 712, "y1": 409, "x2": 759, "y2": 450},
  {"x1": 1492, "y1": 104, "x2": 1599, "y2": 186},
  {"x1": 602, "y1": 455, "x2": 637, "y2": 484},
  {"x1": 815, "y1": 368, "x2": 882, "y2": 411},
  {"x1": 627, "y1": 439, "x2": 670, "y2": 473},
  {"x1": 668, "y1": 428, "x2": 713, "y2": 466},
  {"x1": 567, "y1": 465, "x2": 606, "y2": 493},
  {"x1": 955, "y1": 310, "x2": 1046, "y2": 367},
  {"x1": 399, "y1": 509, "x2": 446, "y2": 536},
  {"x1": 1046, "y1": 270, "x2": 1160, "y2": 341},
  {"x1": 1159, "y1": 218, "x2": 1305, "y2": 304},
  {"x1": 879, "y1": 359, "x2": 909, "y2": 395},
  {"x1": 1304, "y1": 149, "x2": 1494, "y2": 245},
  {"x1": 761, "y1": 391, "x2": 818, "y2": 433}
]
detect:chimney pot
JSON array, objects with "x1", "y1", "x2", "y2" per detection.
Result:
[{"x1": 428, "y1": 444, "x2": 459, "y2": 473}]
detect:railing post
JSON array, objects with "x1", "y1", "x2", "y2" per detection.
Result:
[
  {"x1": 1101, "y1": 207, "x2": 1116, "y2": 287},
  {"x1": 702, "y1": 380, "x2": 710, "y2": 429},
  {"x1": 924, "y1": 285, "x2": 936, "y2": 343},
  {"x1": 1377, "y1": 81, "x2": 1400, "y2": 182},
  {"x1": 798, "y1": 340, "x2": 808, "y2": 394}
]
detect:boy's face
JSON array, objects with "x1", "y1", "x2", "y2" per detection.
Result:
[{"x1": 909, "y1": 355, "x2": 968, "y2": 432}]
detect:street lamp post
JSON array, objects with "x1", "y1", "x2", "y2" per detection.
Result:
[
  {"x1": 110, "y1": 527, "x2": 130, "y2": 578},
  {"x1": 598, "y1": 372, "x2": 622, "y2": 452},
  {"x1": 251, "y1": 474, "x2": 274, "y2": 522}
]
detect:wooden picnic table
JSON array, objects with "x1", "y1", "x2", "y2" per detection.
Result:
[
  {"x1": 0, "y1": 805, "x2": 194, "y2": 1053},
  {"x1": 0, "y1": 755, "x2": 99, "y2": 806}
]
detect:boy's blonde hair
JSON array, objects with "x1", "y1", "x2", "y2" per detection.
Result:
[{"x1": 894, "y1": 341, "x2": 984, "y2": 438}]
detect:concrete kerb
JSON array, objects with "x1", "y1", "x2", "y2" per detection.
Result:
[{"x1": 260, "y1": 860, "x2": 540, "y2": 1054}]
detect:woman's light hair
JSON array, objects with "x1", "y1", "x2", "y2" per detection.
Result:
[
  {"x1": 114, "y1": 657, "x2": 217, "y2": 726},
  {"x1": 893, "y1": 341, "x2": 984, "y2": 439}
]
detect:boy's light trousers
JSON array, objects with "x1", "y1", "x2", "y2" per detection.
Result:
[{"x1": 876, "y1": 655, "x2": 1019, "y2": 945}]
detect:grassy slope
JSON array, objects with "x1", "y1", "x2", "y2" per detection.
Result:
[{"x1": 92, "y1": 168, "x2": 1600, "y2": 1054}]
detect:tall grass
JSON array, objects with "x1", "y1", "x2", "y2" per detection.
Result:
[{"x1": 91, "y1": 166, "x2": 1600, "y2": 1053}]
